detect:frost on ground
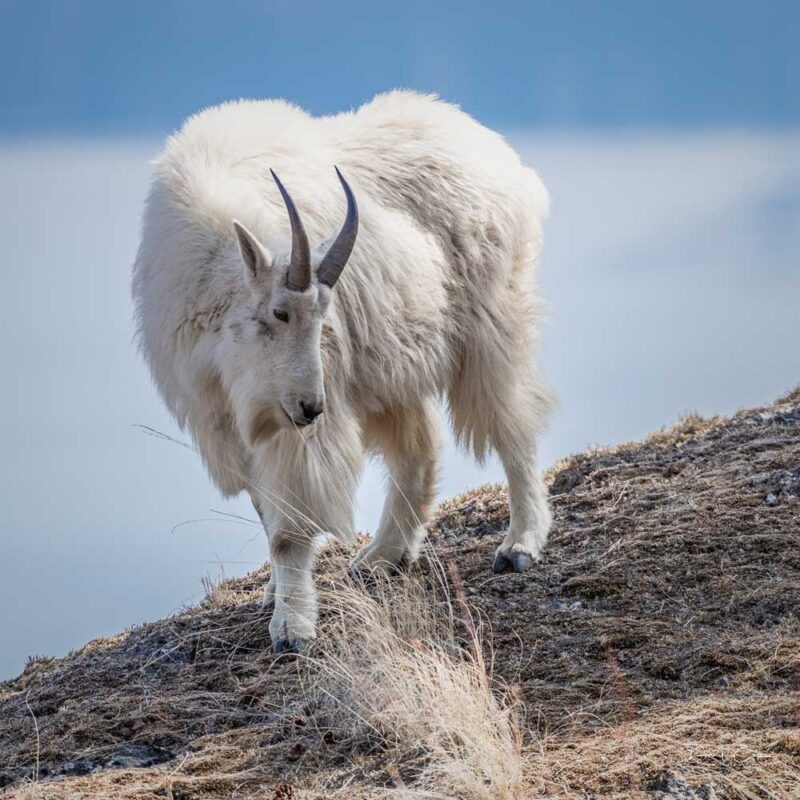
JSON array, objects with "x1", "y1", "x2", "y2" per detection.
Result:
[{"x1": 1, "y1": 389, "x2": 798, "y2": 799}]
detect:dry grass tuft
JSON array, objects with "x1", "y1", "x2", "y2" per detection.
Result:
[
  {"x1": 2, "y1": 388, "x2": 799, "y2": 798},
  {"x1": 311, "y1": 553, "x2": 526, "y2": 799},
  {"x1": 200, "y1": 571, "x2": 243, "y2": 608}
]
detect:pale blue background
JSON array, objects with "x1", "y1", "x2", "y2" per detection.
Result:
[
  {"x1": 1, "y1": 0, "x2": 798, "y2": 132},
  {"x1": 1, "y1": 1, "x2": 798, "y2": 678}
]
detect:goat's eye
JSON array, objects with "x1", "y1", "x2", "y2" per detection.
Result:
[{"x1": 273, "y1": 309, "x2": 289, "y2": 323}]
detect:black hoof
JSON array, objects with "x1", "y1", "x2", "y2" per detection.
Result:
[
  {"x1": 347, "y1": 564, "x2": 372, "y2": 585},
  {"x1": 493, "y1": 551, "x2": 536, "y2": 574},
  {"x1": 272, "y1": 637, "x2": 309, "y2": 656},
  {"x1": 350, "y1": 554, "x2": 408, "y2": 583},
  {"x1": 394, "y1": 553, "x2": 410, "y2": 574}
]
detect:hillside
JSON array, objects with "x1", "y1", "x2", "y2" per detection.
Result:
[{"x1": 1, "y1": 389, "x2": 799, "y2": 799}]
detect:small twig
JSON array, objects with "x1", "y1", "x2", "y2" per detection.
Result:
[
  {"x1": 446, "y1": 559, "x2": 478, "y2": 658},
  {"x1": 386, "y1": 762, "x2": 406, "y2": 789},
  {"x1": 24, "y1": 691, "x2": 41, "y2": 783}
]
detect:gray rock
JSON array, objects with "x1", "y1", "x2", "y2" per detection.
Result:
[
  {"x1": 105, "y1": 744, "x2": 173, "y2": 769},
  {"x1": 648, "y1": 770, "x2": 718, "y2": 800}
]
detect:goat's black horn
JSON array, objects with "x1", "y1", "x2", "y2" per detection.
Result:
[
  {"x1": 271, "y1": 169, "x2": 311, "y2": 292},
  {"x1": 317, "y1": 167, "x2": 359, "y2": 288}
]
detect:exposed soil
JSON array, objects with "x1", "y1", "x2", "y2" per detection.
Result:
[
  {"x1": 433, "y1": 390, "x2": 800, "y2": 734},
  {"x1": 1, "y1": 389, "x2": 798, "y2": 799}
]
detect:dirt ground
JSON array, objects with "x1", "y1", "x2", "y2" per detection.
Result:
[{"x1": 1, "y1": 389, "x2": 798, "y2": 799}]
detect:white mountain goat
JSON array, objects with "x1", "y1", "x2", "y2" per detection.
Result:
[{"x1": 133, "y1": 91, "x2": 553, "y2": 653}]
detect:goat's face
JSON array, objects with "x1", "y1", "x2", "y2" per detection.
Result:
[
  {"x1": 234, "y1": 269, "x2": 330, "y2": 441},
  {"x1": 229, "y1": 169, "x2": 358, "y2": 446}
]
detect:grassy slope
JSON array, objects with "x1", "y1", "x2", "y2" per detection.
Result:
[{"x1": 2, "y1": 389, "x2": 799, "y2": 799}]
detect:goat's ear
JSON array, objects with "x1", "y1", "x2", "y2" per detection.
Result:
[{"x1": 233, "y1": 220, "x2": 272, "y2": 287}]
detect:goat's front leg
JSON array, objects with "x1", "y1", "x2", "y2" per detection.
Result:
[
  {"x1": 266, "y1": 527, "x2": 317, "y2": 653},
  {"x1": 251, "y1": 407, "x2": 362, "y2": 651},
  {"x1": 261, "y1": 572, "x2": 275, "y2": 609},
  {"x1": 251, "y1": 492, "x2": 318, "y2": 651}
]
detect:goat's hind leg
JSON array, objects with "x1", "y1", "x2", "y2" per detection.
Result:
[
  {"x1": 450, "y1": 345, "x2": 553, "y2": 574},
  {"x1": 490, "y1": 369, "x2": 553, "y2": 572},
  {"x1": 491, "y1": 404, "x2": 552, "y2": 573},
  {"x1": 353, "y1": 399, "x2": 440, "y2": 572}
]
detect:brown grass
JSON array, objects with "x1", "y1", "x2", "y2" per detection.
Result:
[
  {"x1": 535, "y1": 693, "x2": 800, "y2": 799},
  {"x1": 310, "y1": 555, "x2": 526, "y2": 799},
  {"x1": 2, "y1": 388, "x2": 799, "y2": 798}
]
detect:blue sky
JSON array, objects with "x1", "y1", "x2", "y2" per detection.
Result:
[{"x1": 1, "y1": 0, "x2": 798, "y2": 135}]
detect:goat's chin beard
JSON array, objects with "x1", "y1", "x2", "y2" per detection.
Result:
[{"x1": 246, "y1": 408, "x2": 282, "y2": 447}]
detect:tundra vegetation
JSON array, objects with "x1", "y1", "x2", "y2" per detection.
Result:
[
  {"x1": 1, "y1": 389, "x2": 798, "y2": 798},
  {"x1": 132, "y1": 91, "x2": 554, "y2": 653}
]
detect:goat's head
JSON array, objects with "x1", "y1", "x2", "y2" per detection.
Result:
[{"x1": 229, "y1": 168, "x2": 358, "y2": 445}]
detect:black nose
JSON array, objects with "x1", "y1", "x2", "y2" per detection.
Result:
[{"x1": 299, "y1": 400, "x2": 323, "y2": 423}]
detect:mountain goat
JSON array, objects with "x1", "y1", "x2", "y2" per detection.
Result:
[{"x1": 133, "y1": 91, "x2": 553, "y2": 653}]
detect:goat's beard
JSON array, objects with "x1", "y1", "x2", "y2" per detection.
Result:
[{"x1": 246, "y1": 407, "x2": 282, "y2": 447}]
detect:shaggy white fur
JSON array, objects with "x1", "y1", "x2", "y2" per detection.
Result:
[{"x1": 133, "y1": 90, "x2": 554, "y2": 652}]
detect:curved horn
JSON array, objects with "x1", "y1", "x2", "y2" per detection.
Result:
[
  {"x1": 317, "y1": 167, "x2": 359, "y2": 288},
  {"x1": 270, "y1": 169, "x2": 311, "y2": 292}
]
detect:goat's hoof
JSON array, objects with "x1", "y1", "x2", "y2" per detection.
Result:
[
  {"x1": 493, "y1": 550, "x2": 536, "y2": 574},
  {"x1": 272, "y1": 637, "x2": 310, "y2": 656},
  {"x1": 350, "y1": 553, "x2": 408, "y2": 582}
]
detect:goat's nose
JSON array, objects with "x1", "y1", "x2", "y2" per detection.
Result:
[{"x1": 299, "y1": 400, "x2": 324, "y2": 423}]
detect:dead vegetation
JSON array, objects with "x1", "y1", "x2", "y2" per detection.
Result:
[
  {"x1": 310, "y1": 562, "x2": 526, "y2": 799},
  {"x1": 1, "y1": 388, "x2": 798, "y2": 798}
]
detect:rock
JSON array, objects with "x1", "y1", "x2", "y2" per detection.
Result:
[
  {"x1": 105, "y1": 744, "x2": 173, "y2": 769},
  {"x1": 648, "y1": 769, "x2": 718, "y2": 799},
  {"x1": 60, "y1": 757, "x2": 98, "y2": 777},
  {"x1": 286, "y1": 741, "x2": 308, "y2": 762}
]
